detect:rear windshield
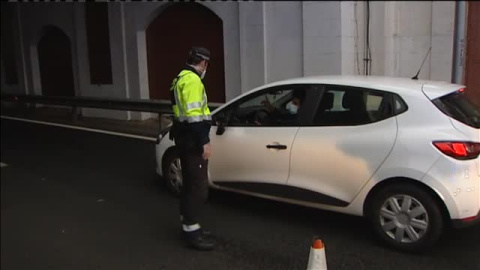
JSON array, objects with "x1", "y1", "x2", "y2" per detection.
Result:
[{"x1": 432, "y1": 91, "x2": 480, "y2": 128}]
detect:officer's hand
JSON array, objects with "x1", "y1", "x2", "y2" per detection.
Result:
[{"x1": 202, "y1": 143, "x2": 212, "y2": 160}]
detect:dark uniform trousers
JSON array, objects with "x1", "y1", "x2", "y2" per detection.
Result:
[{"x1": 174, "y1": 132, "x2": 209, "y2": 226}]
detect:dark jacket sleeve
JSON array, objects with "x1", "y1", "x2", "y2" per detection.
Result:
[{"x1": 190, "y1": 121, "x2": 212, "y2": 148}]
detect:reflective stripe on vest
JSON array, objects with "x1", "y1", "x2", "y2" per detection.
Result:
[
  {"x1": 176, "y1": 115, "x2": 212, "y2": 123},
  {"x1": 186, "y1": 101, "x2": 203, "y2": 111},
  {"x1": 202, "y1": 91, "x2": 208, "y2": 112},
  {"x1": 171, "y1": 73, "x2": 186, "y2": 118}
]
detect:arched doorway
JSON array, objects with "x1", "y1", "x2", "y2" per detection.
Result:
[
  {"x1": 146, "y1": 3, "x2": 226, "y2": 103},
  {"x1": 37, "y1": 25, "x2": 75, "y2": 97}
]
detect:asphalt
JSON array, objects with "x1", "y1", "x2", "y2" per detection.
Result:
[{"x1": 1, "y1": 118, "x2": 480, "y2": 270}]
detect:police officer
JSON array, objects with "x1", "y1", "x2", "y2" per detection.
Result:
[{"x1": 169, "y1": 47, "x2": 215, "y2": 251}]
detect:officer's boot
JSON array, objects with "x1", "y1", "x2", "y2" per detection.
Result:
[
  {"x1": 180, "y1": 216, "x2": 211, "y2": 236},
  {"x1": 183, "y1": 229, "x2": 215, "y2": 251}
]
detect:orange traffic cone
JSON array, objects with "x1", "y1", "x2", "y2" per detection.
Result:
[{"x1": 306, "y1": 237, "x2": 327, "y2": 270}]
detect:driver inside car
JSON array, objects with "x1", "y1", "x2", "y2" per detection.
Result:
[{"x1": 256, "y1": 89, "x2": 306, "y2": 125}]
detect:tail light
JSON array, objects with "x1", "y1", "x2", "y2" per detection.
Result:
[{"x1": 433, "y1": 142, "x2": 480, "y2": 160}]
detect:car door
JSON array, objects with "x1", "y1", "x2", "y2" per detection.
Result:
[
  {"x1": 287, "y1": 85, "x2": 398, "y2": 206},
  {"x1": 208, "y1": 84, "x2": 320, "y2": 195}
]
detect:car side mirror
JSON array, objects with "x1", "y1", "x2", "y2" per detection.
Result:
[
  {"x1": 215, "y1": 115, "x2": 227, "y2": 135},
  {"x1": 216, "y1": 122, "x2": 226, "y2": 135},
  {"x1": 215, "y1": 114, "x2": 227, "y2": 135}
]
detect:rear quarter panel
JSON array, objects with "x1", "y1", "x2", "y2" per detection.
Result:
[{"x1": 347, "y1": 90, "x2": 463, "y2": 215}]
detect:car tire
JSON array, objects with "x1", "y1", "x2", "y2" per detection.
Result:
[
  {"x1": 162, "y1": 148, "x2": 182, "y2": 197},
  {"x1": 367, "y1": 183, "x2": 444, "y2": 252}
]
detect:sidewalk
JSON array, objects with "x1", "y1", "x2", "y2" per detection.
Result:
[{"x1": 1, "y1": 103, "x2": 172, "y2": 140}]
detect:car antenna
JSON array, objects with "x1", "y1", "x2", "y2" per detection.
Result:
[{"x1": 411, "y1": 46, "x2": 432, "y2": 80}]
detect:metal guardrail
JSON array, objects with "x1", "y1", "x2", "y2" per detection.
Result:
[{"x1": 1, "y1": 94, "x2": 223, "y2": 128}]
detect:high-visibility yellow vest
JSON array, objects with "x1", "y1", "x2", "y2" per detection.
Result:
[{"x1": 170, "y1": 69, "x2": 211, "y2": 123}]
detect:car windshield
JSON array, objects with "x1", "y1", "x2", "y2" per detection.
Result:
[{"x1": 432, "y1": 90, "x2": 480, "y2": 128}]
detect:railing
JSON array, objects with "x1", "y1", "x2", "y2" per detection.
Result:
[{"x1": 1, "y1": 94, "x2": 223, "y2": 129}]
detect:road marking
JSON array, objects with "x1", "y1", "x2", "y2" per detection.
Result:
[
  {"x1": 0, "y1": 115, "x2": 157, "y2": 142},
  {"x1": 0, "y1": 162, "x2": 8, "y2": 168}
]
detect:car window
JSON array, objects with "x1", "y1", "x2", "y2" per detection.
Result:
[
  {"x1": 314, "y1": 86, "x2": 394, "y2": 126},
  {"x1": 215, "y1": 85, "x2": 319, "y2": 127},
  {"x1": 367, "y1": 94, "x2": 383, "y2": 110},
  {"x1": 330, "y1": 90, "x2": 347, "y2": 112},
  {"x1": 432, "y1": 90, "x2": 480, "y2": 128},
  {"x1": 394, "y1": 95, "x2": 408, "y2": 114},
  {"x1": 238, "y1": 90, "x2": 290, "y2": 109}
]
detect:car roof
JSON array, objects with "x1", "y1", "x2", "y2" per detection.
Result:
[
  {"x1": 248, "y1": 75, "x2": 463, "y2": 100},
  {"x1": 212, "y1": 75, "x2": 464, "y2": 114}
]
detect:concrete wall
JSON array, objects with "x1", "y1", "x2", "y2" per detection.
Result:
[
  {"x1": 382, "y1": 1, "x2": 455, "y2": 80},
  {"x1": 430, "y1": 1, "x2": 455, "y2": 81},
  {"x1": 2, "y1": 1, "x2": 459, "y2": 121},
  {"x1": 340, "y1": 1, "x2": 364, "y2": 76},
  {"x1": 303, "y1": 1, "x2": 342, "y2": 76},
  {"x1": 238, "y1": 1, "x2": 342, "y2": 91},
  {"x1": 238, "y1": 2, "x2": 266, "y2": 92},
  {"x1": 265, "y1": 2, "x2": 303, "y2": 83},
  {"x1": 336, "y1": 1, "x2": 455, "y2": 82}
]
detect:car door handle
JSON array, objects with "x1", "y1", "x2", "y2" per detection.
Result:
[{"x1": 266, "y1": 144, "x2": 287, "y2": 150}]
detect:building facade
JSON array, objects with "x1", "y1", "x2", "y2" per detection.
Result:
[{"x1": 1, "y1": 1, "x2": 478, "y2": 120}]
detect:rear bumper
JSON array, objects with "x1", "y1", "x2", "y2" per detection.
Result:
[{"x1": 452, "y1": 210, "x2": 480, "y2": 229}]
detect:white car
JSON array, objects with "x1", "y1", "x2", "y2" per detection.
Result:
[{"x1": 155, "y1": 75, "x2": 480, "y2": 252}]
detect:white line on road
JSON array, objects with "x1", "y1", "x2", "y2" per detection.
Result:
[{"x1": 0, "y1": 115, "x2": 157, "y2": 142}]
